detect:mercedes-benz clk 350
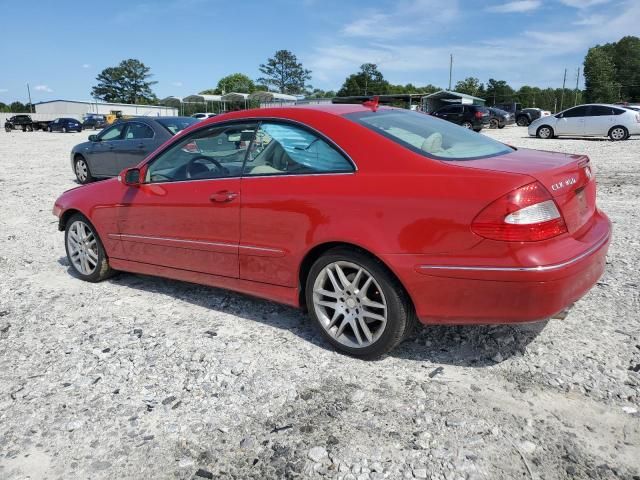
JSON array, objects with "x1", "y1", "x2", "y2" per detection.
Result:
[{"x1": 53, "y1": 104, "x2": 611, "y2": 358}]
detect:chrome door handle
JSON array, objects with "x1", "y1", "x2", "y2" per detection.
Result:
[{"x1": 210, "y1": 190, "x2": 238, "y2": 203}]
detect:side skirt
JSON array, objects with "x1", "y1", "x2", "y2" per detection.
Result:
[{"x1": 109, "y1": 258, "x2": 301, "y2": 308}]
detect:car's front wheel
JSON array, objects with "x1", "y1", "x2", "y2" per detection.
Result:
[
  {"x1": 536, "y1": 125, "x2": 554, "y2": 139},
  {"x1": 64, "y1": 214, "x2": 114, "y2": 282},
  {"x1": 609, "y1": 126, "x2": 628, "y2": 141},
  {"x1": 74, "y1": 156, "x2": 94, "y2": 184},
  {"x1": 305, "y1": 248, "x2": 415, "y2": 359},
  {"x1": 490, "y1": 119, "x2": 499, "y2": 129},
  {"x1": 62, "y1": 126, "x2": 67, "y2": 133}
]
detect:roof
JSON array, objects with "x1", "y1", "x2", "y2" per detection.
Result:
[
  {"x1": 34, "y1": 99, "x2": 175, "y2": 108},
  {"x1": 248, "y1": 91, "x2": 297, "y2": 102},
  {"x1": 221, "y1": 92, "x2": 250, "y2": 102},
  {"x1": 425, "y1": 90, "x2": 486, "y2": 102},
  {"x1": 332, "y1": 93, "x2": 426, "y2": 104},
  {"x1": 182, "y1": 94, "x2": 224, "y2": 103}
]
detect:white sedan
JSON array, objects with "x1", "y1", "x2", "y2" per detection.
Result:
[{"x1": 528, "y1": 104, "x2": 640, "y2": 141}]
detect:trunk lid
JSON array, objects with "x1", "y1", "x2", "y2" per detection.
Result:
[{"x1": 460, "y1": 148, "x2": 596, "y2": 234}]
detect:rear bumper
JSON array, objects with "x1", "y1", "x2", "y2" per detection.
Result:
[{"x1": 384, "y1": 210, "x2": 611, "y2": 324}]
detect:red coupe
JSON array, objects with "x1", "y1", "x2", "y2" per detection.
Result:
[{"x1": 53, "y1": 104, "x2": 611, "y2": 358}]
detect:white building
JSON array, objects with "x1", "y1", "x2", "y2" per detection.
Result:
[{"x1": 34, "y1": 99, "x2": 178, "y2": 117}]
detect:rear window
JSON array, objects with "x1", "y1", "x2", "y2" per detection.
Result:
[
  {"x1": 345, "y1": 109, "x2": 513, "y2": 161},
  {"x1": 157, "y1": 117, "x2": 199, "y2": 135}
]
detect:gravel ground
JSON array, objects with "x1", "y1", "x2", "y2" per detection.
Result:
[{"x1": 0, "y1": 126, "x2": 638, "y2": 480}]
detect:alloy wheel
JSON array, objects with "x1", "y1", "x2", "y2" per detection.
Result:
[
  {"x1": 312, "y1": 261, "x2": 387, "y2": 349},
  {"x1": 67, "y1": 220, "x2": 99, "y2": 275},
  {"x1": 538, "y1": 126, "x2": 552, "y2": 139},
  {"x1": 610, "y1": 127, "x2": 626, "y2": 141},
  {"x1": 75, "y1": 159, "x2": 88, "y2": 182},
  {"x1": 462, "y1": 121, "x2": 473, "y2": 129}
]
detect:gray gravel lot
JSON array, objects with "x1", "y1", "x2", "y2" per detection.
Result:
[{"x1": 0, "y1": 126, "x2": 638, "y2": 480}]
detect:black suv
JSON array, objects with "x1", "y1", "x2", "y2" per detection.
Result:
[
  {"x1": 82, "y1": 116, "x2": 106, "y2": 130},
  {"x1": 431, "y1": 104, "x2": 490, "y2": 131}
]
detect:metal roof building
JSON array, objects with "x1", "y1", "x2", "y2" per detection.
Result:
[
  {"x1": 422, "y1": 90, "x2": 486, "y2": 112},
  {"x1": 35, "y1": 99, "x2": 178, "y2": 117}
]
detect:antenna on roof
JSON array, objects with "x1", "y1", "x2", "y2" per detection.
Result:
[{"x1": 363, "y1": 95, "x2": 380, "y2": 112}]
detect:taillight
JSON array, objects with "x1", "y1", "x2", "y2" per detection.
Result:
[
  {"x1": 475, "y1": 111, "x2": 483, "y2": 119},
  {"x1": 471, "y1": 181, "x2": 567, "y2": 242}
]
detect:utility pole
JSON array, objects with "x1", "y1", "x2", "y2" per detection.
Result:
[
  {"x1": 574, "y1": 67, "x2": 580, "y2": 106},
  {"x1": 560, "y1": 68, "x2": 567, "y2": 111},
  {"x1": 26, "y1": 83, "x2": 33, "y2": 113},
  {"x1": 448, "y1": 54, "x2": 453, "y2": 90}
]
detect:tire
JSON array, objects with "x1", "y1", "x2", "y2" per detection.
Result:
[
  {"x1": 26, "y1": 125, "x2": 33, "y2": 132},
  {"x1": 609, "y1": 126, "x2": 628, "y2": 141},
  {"x1": 536, "y1": 125, "x2": 554, "y2": 139},
  {"x1": 74, "y1": 156, "x2": 94, "y2": 184},
  {"x1": 461, "y1": 121, "x2": 473, "y2": 129},
  {"x1": 516, "y1": 116, "x2": 530, "y2": 127},
  {"x1": 48, "y1": 127, "x2": 52, "y2": 132},
  {"x1": 305, "y1": 247, "x2": 415, "y2": 359},
  {"x1": 64, "y1": 213, "x2": 114, "y2": 282},
  {"x1": 4, "y1": 127, "x2": 10, "y2": 133},
  {"x1": 62, "y1": 127, "x2": 67, "y2": 133},
  {"x1": 489, "y1": 119, "x2": 499, "y2": 129}
]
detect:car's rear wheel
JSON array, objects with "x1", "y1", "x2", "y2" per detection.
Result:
[
  {"x1": 609, "y1": 126, "x2": 628, "y2": 141},
  {"x1": 536, "y1": 125, "x2": 554, "y2": 139},
  {"x1": 74, "y1": 156, "x2": 93, "y2": 184},
  {"x1": 490, "y1": 119, "x2": 499, "y2": 129},
  {"x1": 461, "y1": 121, "x2": 473, "y2": 129},
  {"x1": 64, "y1": 214, "x2": 114, "y2": 282},
  {"x1": 516, "y1": 116, "x2": 530, "y2": 126},
  {"x1": 48, "y1": 127, "x2": 52, "y2": 132},
  {"x1": 305, "y1": 248, "x2": 415, "y2": 359},
  {"x1": 62, "y1": 126, "x2": 67, "y2": 133},
  {"x1": 26, "y1": 125, "x2": 33, "y2": 132}
]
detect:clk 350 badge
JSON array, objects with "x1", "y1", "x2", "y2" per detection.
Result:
[{"x1": 551, "y1": 177, "x2": 577, "y2": 191}]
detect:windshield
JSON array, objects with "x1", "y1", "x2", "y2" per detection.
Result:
[
  {"x1": 346, "y1": 109, "x2": 513, "y2": 161},
  {"x1": 157, "y1": 117, "x2": 199, "y2": 135}
]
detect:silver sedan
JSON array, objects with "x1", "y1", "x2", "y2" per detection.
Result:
[{"x1": 528, "y1": 104, "x2": 640, "y2": 141}]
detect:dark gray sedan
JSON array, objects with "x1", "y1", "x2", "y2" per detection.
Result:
[{"x1": 70, "y1": 117, "x2": 199, "y2": 184}]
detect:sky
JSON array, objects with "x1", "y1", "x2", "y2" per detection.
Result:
[{"x1": 0, "y1": 0, "x2": 638, "y2": 104}]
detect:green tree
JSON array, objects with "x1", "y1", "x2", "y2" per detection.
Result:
[
  {"x1": 485, "y1": 79, "x2": 515, "y2": 105},
  {"x1": 219, "y1": 73, "x2": 257, "y2": 94},
  {"x1": 611, "y1": 36, "x2": 640, "y2": 101},
  {"x1": 91, "y1": 59, "x2": 158, "y2": 104},
  {"x1": 307, "y1": 88, "x2": 336, "y2": 99},
  {"x1": 583, "y1": 46, "x2": 618, "y2": 103},
  {"x1": 337, "y1": 63, "x2": 390, "y2": 96},
  {"x1": 454, "y1": 77, "x2": 484, "y2": 97},
  {"x1": 257, "y1": 50, "x2": 312, "y2": 94}
]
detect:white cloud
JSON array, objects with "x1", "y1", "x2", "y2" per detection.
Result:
[
  {"x1": 308, "y1": 0, "x2": 639, "y2": 90},
  {"x1": 341, "y1": 0, "x2": 459, "y2": 39},
  {"x1": 172, "y1": 81, "x2": 184, "y2": 87},
  {"x1": 82, "y1": 63, "x2": 91, "y2": 69},
  {"x1": 34, "y1": 85, "x2": 53, "y2": 92},
  {"x1": 560, "y1": 0, "x2": 610, "y2": 7},
  {"x1": 486, "y1": 1, "x2": 541, "y2": 13}
]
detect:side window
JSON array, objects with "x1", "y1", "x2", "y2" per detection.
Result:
[
  {"x1": 146, "y1": 122, "x2": 256, "y2": 183},
  {"x1": 243, "y1": 122, "x2": 353, "y2": 176},
  {"x1": 563, "y1": 106, "x2": 588, "y2": 118},
  {"x1": 612, "y1": 107, "x2": 626, "y2": 115},
  {"x1": 99, "y1": 124, "x2": 124, "y2": 141},
  {"x1": 124, "y1": 122, "x2": 154, "y2": 140},
  {"x1": 588, "y1": 105, "x2": 613, "y2": 116}
]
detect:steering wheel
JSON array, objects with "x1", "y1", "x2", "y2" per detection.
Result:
[{"x1": 185, "y1": 155, "x2": 228, "y2": 179}]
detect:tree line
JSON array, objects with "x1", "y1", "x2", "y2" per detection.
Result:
[{"x1": 2, "y1": 36, "x2": 638, "y2": 113}]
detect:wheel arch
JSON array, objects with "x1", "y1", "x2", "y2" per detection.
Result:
[{"x1": 297, "y1": 241, "x2": 415, "y2": 314}]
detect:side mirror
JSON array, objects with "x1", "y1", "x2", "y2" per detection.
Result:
[
  {"x1": 119, "y1": 167, "x2": 141, "y2": 186},
  {"x1": 88, "y1": 134, "x2": 99, "y2": 142}
]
